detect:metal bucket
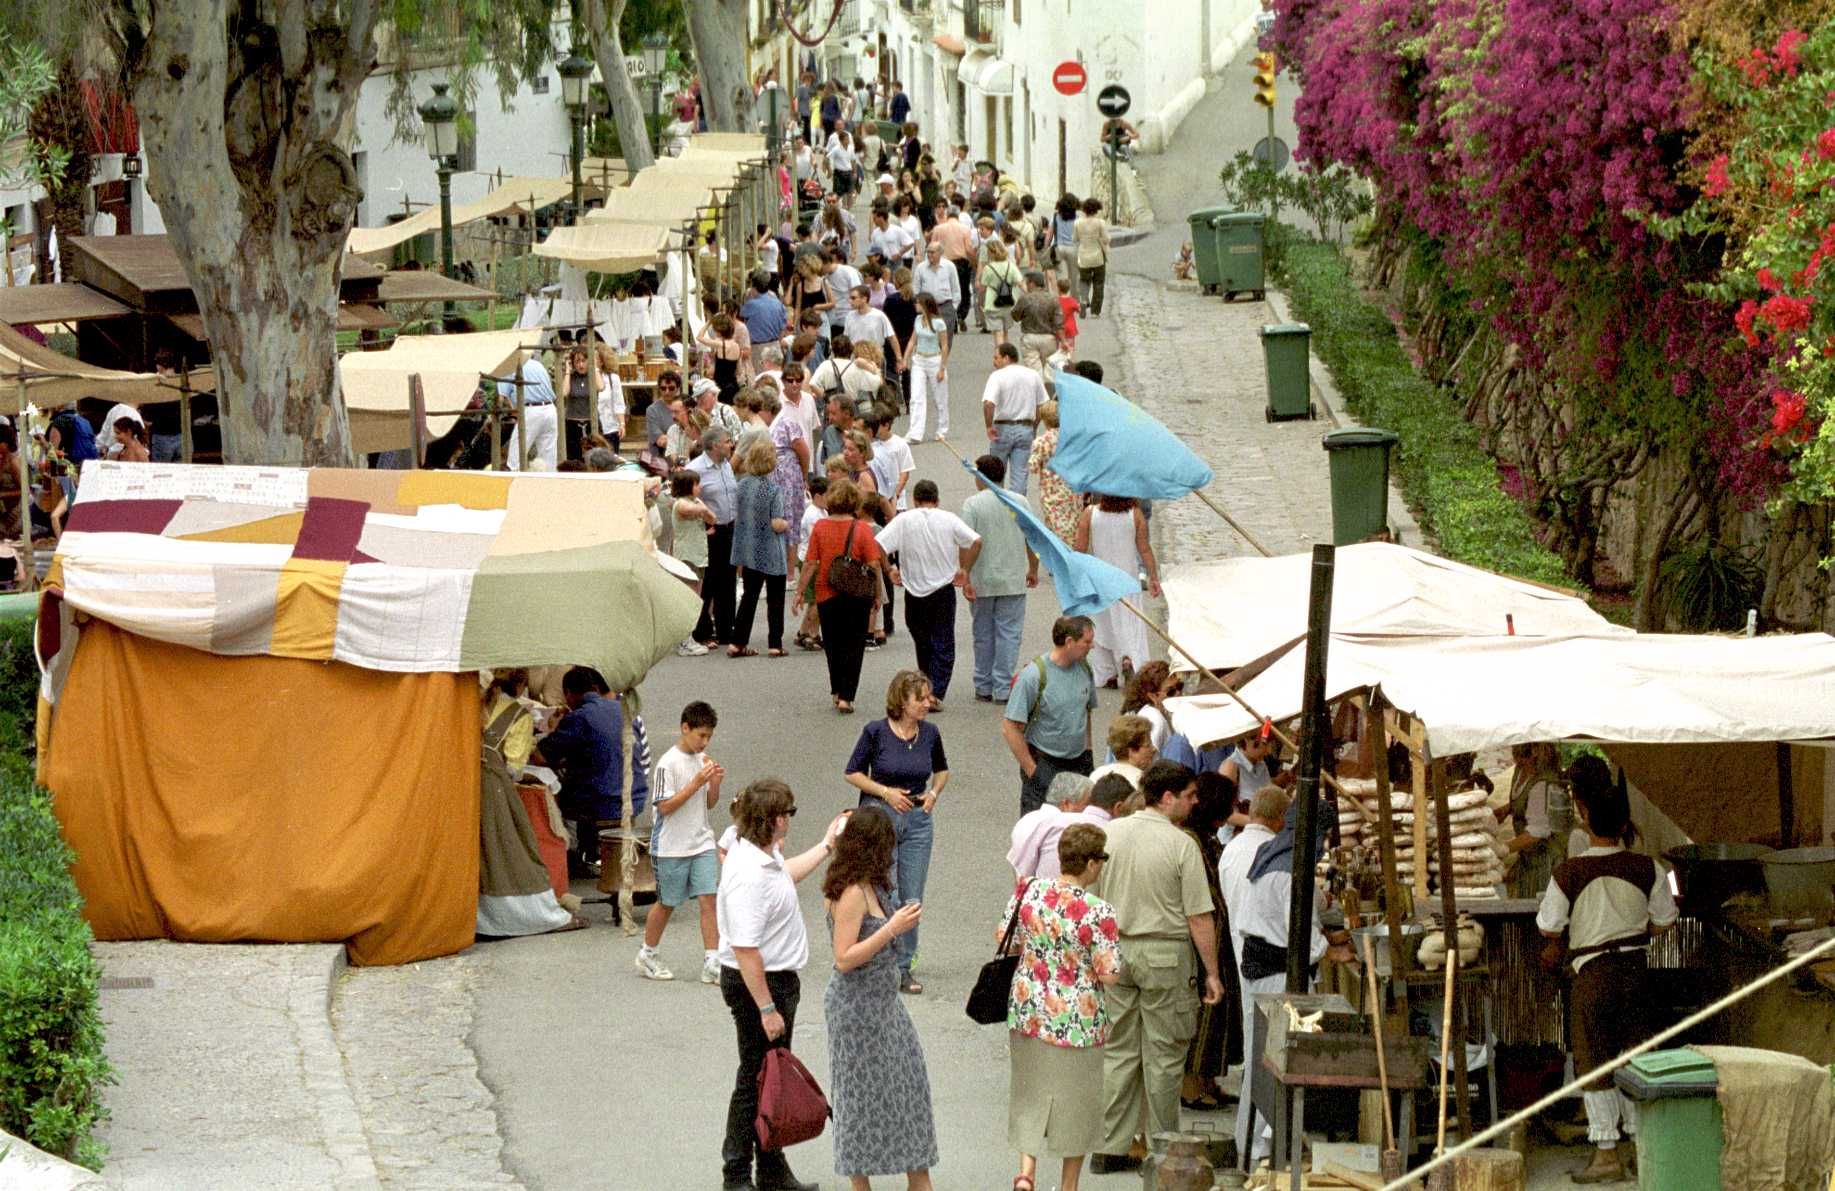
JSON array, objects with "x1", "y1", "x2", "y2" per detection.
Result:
[{"x1": 1759, "y1": 846, "x2": 1835, "y2": 916}]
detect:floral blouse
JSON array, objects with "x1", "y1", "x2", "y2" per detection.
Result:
[
  {"x1": 1004, "y1": 877, "x2": 1122, "y2": 1048},
  {"x1": 1029, "y1": 427, "x2": 1078, "y2": 545}
]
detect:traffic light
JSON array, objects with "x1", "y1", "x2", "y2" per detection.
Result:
[{"x1": 1253, "y1": 51, "x2": 1278, "y2": 107}]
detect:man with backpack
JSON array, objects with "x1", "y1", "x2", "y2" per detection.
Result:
[{"x1": 1001, "y1": 615, "x2": 1099, "y2": 815}]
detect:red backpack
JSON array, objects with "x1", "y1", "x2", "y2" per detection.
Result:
[{"x1": 754, "y1": 1046, "x2": 831, "y2": 1151}]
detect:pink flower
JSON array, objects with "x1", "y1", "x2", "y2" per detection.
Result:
[
  {"x1": 1819, "y1": 129, "x2": 1835, "y2": 162},
  {"x1": 1742, "y1": 48, "x2": 1774, "y2": 87},
  {"x1": 1773, "y1": 30, "x2": 1808, "y2": 78},
  {"x1": 1703, "y1": 154, "x2": 1731, "y2": 197}
]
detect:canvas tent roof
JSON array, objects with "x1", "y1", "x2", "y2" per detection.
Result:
[
  {"x1": 0, "y1": 321, "x2": 214, "y2": 410},
  {"x1": 1165, "y1": 630, "x2": 1835, "y2": 755},
  {"x1": 1163, "y1": 543, "x2": 1621, "y2": 674},
  {"x1": 686, "y1": 133, "x2": 769, "y2": 154},
  {"x1": 586, "y1": 184, "x2": 718, "y2": 227},
  {"x1": 339, "y1": 328, "x2": 542, "y2": 454},
  {"x1": 534, "y1": 220, "x2": 678, "y2": 272},
  {"x1": 45, "y1": 460, "x2": 700, "y2": 693},
  {"x1": 346, "y1": 176, "x2": 599, "y2": 258}
]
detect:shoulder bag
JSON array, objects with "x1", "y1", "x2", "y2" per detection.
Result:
[
  {"x1": 754, "y1": 1044, "x2": 831, "y2": 1150},
  {"x1": 825, "y1": 521, "x2": 878, "y2": 599},
  {"x1": 965, "y1": 880, "x2": 1031, "y2": 1024}
]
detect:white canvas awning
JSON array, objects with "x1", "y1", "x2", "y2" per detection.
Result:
[
  {"x1": 339, "y1": 328, "x2": 543, "y2": 453},
  {"x1": 1166, "y1": 631, "x2": 1835, "y2": 755},
  {"x1": 958, "y1": 50, "x2": 1015, "y2": 95},
  {"x1": 347, "y1": 177, "x2": 591, "y2": 258},
  {"x1": 686, "y1": 133, "x2": 769, "y2": 154},
  {"x1": 534, "y1": 221, "x2": 679, "y2": 272},
  {"x1": 587, "y1": 184, "x2": 715, "y2": 228},
  {"x1": 1162, "y1": 542, "x2": 1622, "y2": 674},
  {"x1": 0, "y1": 323, "x2": 215, "y2": 411}
]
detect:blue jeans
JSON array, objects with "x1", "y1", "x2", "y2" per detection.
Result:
[
  {"x1": 992, "y1": 423, "x2": 1036, "y2": 494},
  {"x1": 970, "y1": 593, "x2": 1026, "y2": 698},
  {"x1": 866, "y1": 801, "x2": 934, "y2": 977}
]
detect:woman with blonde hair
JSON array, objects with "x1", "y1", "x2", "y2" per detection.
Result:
[
  {"x1": 730, "y1": 437, "x2": 790, "y2": 658},
  {"x1": 1005, "y1": 822, "x2": 1120, "y2": 1191},
  {"x1": 1028, "y1": 400, "x2": 1078, "y2": 544},
  {"x1": 979, "y1": 237, "x2": 1023, "y2": 346}
]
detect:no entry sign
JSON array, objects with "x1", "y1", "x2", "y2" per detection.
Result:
[{"x1": 1052, "y1": 60, "x2": 1087, "y2": 96}]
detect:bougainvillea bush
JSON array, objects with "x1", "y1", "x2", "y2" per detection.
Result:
[{"x1": 1270, "y1": 0, "x2": 1833, "y2": 510}]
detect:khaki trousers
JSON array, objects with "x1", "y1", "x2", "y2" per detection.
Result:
[
  {"x1": 1021, "y1": 332, "x2": 1059, "y2": 384},
  {"x1": 1100, "y1": 934, "x2": 1200, "y2": 1155}
]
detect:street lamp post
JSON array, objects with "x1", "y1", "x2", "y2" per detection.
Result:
[
  {"x1": 417, "y1": 83, "x2": 460, "y2": 325},
  {"x1": 642, "y1": 31, "x2": 670, "y2": 158},
  {"x1": 558, "y1": 50, "x2": 594, "y2": 226}
]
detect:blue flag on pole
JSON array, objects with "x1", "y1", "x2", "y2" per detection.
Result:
[
  {"x1": 1047, "y1": 370, "x2": 1215, "y2": 501},
  {"x1": 959, "y1": 460, "x2": 1141, "y2": 618}
]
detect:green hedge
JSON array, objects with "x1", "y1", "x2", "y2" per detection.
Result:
[
  {"x1": 1278, "y1": 241, "x2": 1574, "y2": 588},
  {"x1": 0, "y1": 618, "x2": 110, "y2": 1168}
]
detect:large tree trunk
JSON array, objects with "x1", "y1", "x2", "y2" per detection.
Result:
[
  {"x1": 581, "y1": 0, "x2": 656, "y2": 172},
  {"x1": 119, "y1": 0, "x2": 373, "y2": 467},
  {"x1": 683, "y1": 0, "x2": 753, "y2": 133}
]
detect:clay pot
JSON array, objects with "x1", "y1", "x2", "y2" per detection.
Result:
[
  {"x1": 1145, "y1": 1132, "x2": 1214, "y2": 1190},
  {"x1": 1417, "y1": 915, "x2": 1483, "y2": 970}
]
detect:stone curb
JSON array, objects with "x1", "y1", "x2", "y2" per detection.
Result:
[
  {"x1": 288, "y1": 946, "x2": 384, "y2": 1190},
  {"x1": 0, "y1": 1128, "x2": 107, "y2": 1189}
]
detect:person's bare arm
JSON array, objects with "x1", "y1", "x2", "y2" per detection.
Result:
[
  {"x1": 732, "y1": 946, "x2": 784, "y2": 1039},
  {"x1": 784, "y1": 813, "x2": 847, "y2": 882},
  {"x1": 1073, "y1": 507, "x2": 1092, "y2": 553},
  {"x1": 1187, "y1": 913, "x2": 1224, "y2": 1005},
  {"x1": 1136, "y1": 508, "x2": 1161, "y2": 597},
  {"x1": 1003, "y1": 717, "x2": 1036, "y2": 777},
  {"x1": 847, "y1": 766, "x2": 914, "y2": 813},
  {"x1": 831, "y1": 886, "x2": 919, "y2": 971}
]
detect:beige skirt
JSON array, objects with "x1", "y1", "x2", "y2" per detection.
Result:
[{"x1": 1008, "y1": 1031, "x2": 1105, "y2": 1157}]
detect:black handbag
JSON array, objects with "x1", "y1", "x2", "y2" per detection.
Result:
[
  {"x1": 965, "y1": 881, "x2": 1030, "y2": 1025},
  {"x1": 825, "y1": 521, "x2": 878, "y2": 600}
]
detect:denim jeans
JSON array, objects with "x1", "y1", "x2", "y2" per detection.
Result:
[
  {"x1": 870, "y1": 801, "x2": 934, "y2": 976},
  {"x1": 970, "y1": 593, "x2": 1026, "y2": 698},
  {"x1": 1020, "y1": 748, "x2": 1093, "y2": 816},
  {"x1": 992, "y1": 422, "x2": 1037, "y2": 494}
]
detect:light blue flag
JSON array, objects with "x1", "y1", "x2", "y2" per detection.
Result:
[
  {"x1": 1047, "y1": 370, "x2": 1215, "y2": 500},
  {"x1": 960, "y1": 460, "x2": 1141, "y2": 618}
]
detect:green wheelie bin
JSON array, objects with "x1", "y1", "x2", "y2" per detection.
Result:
[
  {"x1": 1186, "y1": 206, "x2": 1233, "y2": 294},
  {"x1": 1614, "y1": 1048, "x2": 1723, "y2": 1190},
  {"x1": 1211, "y1": 211, "x2": 1266, "y2": 301},
  {"x1": 1260, "y1": 323, "x2": 1316, "y2": 422},
  {"x1": 1321, "y1": 427, "x2": 1399, "y2": 545}
]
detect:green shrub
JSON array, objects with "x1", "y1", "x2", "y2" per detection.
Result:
[
  {"x1": 1278, "y1": 240, "x2": 1574, "y2": 588},
  {"x1": 0, "y1": 617, "x2": 110, "y2": 1168}
]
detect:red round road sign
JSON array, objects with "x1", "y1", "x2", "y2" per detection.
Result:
[{"x1": 1052, "y1": 61, "x2": 1087, "y2": 97}]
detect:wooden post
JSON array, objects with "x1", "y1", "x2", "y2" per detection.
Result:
[
  {"x1": 14, "y1": 375, "x2": 35, "y2": 592},
  {"x1": 176, "y1": 363, "x2": 195, "y2": 464},
  {"x1": 514, "y1": 373, "x2": 530, "y2": 471},
  {"x1": 1429, "y1": 758, "x2": 1473, "y2": 1141},
  {"x1": 585, "y1": 309, "x2": 602, "y2": 440},
  {"x1": 487, "y1": 376, "x2": 504, "y2": 472},
  {"x1": 1369, "y1": 698, "x2": 1410, "y2": 1003},
  {"x1": 407, "y1": 372, "x2": 428, "y2": 467},
  {"x1": 1287, "y1": 544, "x2": 1336, "y2": 994}
]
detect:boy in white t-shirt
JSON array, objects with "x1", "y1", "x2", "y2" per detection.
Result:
[{"x1": 637, "y1": 701, "x2": 724, "y2": 983}]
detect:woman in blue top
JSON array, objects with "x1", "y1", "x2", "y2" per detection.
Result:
[
  {"x1": 844, "y1": 669, "x2": 950, "y2": 994},
  {"x1": 729, "y1": 438, "x2": 790, "y2": 658}
]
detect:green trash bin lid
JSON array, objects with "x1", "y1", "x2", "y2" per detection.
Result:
[
  {"x1": 1260, "y1": 323, "x2": 1311, "y2": 338},
  {"x1": 1322, "y1": 428, "x2": 1399, "y2": 451},
  {"x1": 1188, "y1": 206, "x2": 1235, "y2": 229},
  {"x1": 1212, "y1": 211, "x2": 1266, "y2": 227},
  {"x1": 1615, "y1": 1048, "x2": 1719, "y2": 1101}
]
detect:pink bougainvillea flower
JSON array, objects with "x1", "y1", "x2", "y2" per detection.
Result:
[
  {"x1": 1773, "y1": 30, "x2": 1808, "y2": 78},
  {"x1": 1742, "y1": 48, "x2": 1774, "y2": 87},
  {"x1": 1818, "y1": 129, "x2": 1835, "y2": 161}
]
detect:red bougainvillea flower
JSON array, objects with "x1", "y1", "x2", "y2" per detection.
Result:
[
  {"x1": 1757, "y1": 266, "x2": 1781, "y2": 292},
  {"x1": 1759, "y1": 293, "x2": 1813, "y2": 334},
  {"x1": 1773, "y1": 30, "x2": 1808, "y2": 78},
  {"x1": 1742, "y1": 47, "x2": 1775, "y2": 87},
  {"x1": 1734, "y1": 299, "x2": 1760, "y2": 347},
  {"x1": 1819, "y1": 129, "x2": 1835, "y2": 162},
  {"x1": 1772, "y1": 389, "x2": 1807, "y2": 435},
  {"x1": 1704, "y1": 153, "x2": 1732, "y2": 196}
]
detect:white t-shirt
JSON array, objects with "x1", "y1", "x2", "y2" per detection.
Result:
[
  {"x1": 875, "y1": 506, "x2": 979, "y2": 596},
  {"x1": 717, "y1": 837, "x2": 809, "y2": 971},
  {"x1": 826, "y1": 140, "x2": 858, "y2": 174},
  {"x1": 651, "y1": 745, "x2": 716, "y2": 857},
  {"x1": 844, "y1": 306, "x2": 896, "y2": 353},
  {"x1": 758, "y1": 237, "x2": 780, "y2": 277},
  {"x1": 868, "y1": 222, "x2": 916, "y2": 264},
  {"x1": 798, "y1": 504, "x2": 824, "y2": 562},
  {"x1": 982, "y1": 364, "x2": 1047, "y2": 422},
  {"x1": 869, "y1": 435, "x2": 916, "y2": 509}
]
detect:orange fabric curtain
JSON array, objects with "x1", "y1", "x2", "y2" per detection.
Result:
[{"x1": 41, "y1": 621, "x2": 481, "y2": 966}]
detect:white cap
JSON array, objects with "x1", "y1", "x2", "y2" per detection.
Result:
[
  {"x1": 691, "y1": 377, "x2": 719, "y2": 398},
  {"x1": 876, "y1": 173, "x2": 896, "y2": 187}
]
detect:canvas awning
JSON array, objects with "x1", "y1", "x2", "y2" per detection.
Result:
[
  {"x1": 534, "y1": 221, "x2": 678, "y2": 273},
  {"x1": 0, "y1": 283, "x2": 132, "y2": 326},
  {"x1": 587, "y1": 185, "x2": 713, "y2": 228},
  {"x1": 346, "y1": 176, "x2": 600, "y2": 258},
  {"x1": 0, "y1": 321, "x2": 214, "y2": 411},
  {"x1": 45, "y1": 460, "x2": 701, "y2": 691},
  {"x1": 1165, "y1": 631, "x2": 1835, "y2": 755},
  {"x1": 684, "y1": 133, "x2": 769, "y2": 154},
  {"x1": 958, "y1": 50, "x2": 1015, "y2": 95},
  {"x1": 339, "y1": 328, "x2": 542, "y2": 454},
  {"x1": 1163, "y1": 542, "x2": 1622, "y2": 674},
  {"x1": 374, "y1": 271, "x2": 496, "y2": 304}
]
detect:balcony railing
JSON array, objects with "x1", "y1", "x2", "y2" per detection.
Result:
[{"x1": 964, "y1": 0, "x2": 1002, "y2": 43}]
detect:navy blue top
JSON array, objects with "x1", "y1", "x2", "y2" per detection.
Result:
[
  {"x1": 538, "y1": 692, "x2": 625, "y2": 821},
  {"x1": 844, "y1": 718, "x2": 948, "y2": 800},
  {"x1": 890, "y1": 92, "x2": 911, "y2": 124}
]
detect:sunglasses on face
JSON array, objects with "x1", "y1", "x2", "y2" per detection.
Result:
[
  {"x1": 781, "y1": 806, "x2": 799, "y2": 818},
  {"x1": 1095, "y1": 852, "x2": 1110, "y2": 862}
]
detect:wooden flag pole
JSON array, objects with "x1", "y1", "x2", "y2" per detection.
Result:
[{"x1": 1193, "y1": 487, "x2": 1272, "y2": 557}]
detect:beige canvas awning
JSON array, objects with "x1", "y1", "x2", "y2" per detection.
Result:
[
  {"x1": 586, "y1": 184, "x2": 717, "y2": 227},
  {"x1": 534, "y1": 221, "x2": 678, "y2": 272},
  {"x1": 0, "y1": 322, "x2": 213, "y2": 411},
  {"x1": 339, "y1": 328, "x2": 542, "y2": 453},
  {"x1": 346, "y1": 176, "x2": 597, "y2": 258},
  {"x1": 686, "y1": 133, "x2": 769, "y2": 154}
]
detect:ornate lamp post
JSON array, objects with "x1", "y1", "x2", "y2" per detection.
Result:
[
  {"x1": 558, "y1": 50, "x2": 594, "y2": 224},
  {"x1": 642, "y1": 31, "x2": 670, "y2": 158},
  {"x1": 416, "y1": 83, "x2": 460, "y2": 322}
]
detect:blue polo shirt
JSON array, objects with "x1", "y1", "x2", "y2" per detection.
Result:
[
  {"x1": 539, "y1": 692, "x2": 625, "y2": 822},
  {"x1": 740, "y1": 292, "x2": 787, "y2": 345}
]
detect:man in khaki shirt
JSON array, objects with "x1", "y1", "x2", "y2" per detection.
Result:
[{"x1": 1090, "y1": 760, "x2": 1224, "y2": 1173}]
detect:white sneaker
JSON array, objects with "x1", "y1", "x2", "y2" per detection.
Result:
[
  {"x1": 676, "y1": 638, "x2": 709, "y2": 657},
  {"x1": 701, "y1": 957, "x2": 720, "y2": 984},
  {"x1": 635, "y1": 950, "x2": 674, "y2": 981}
]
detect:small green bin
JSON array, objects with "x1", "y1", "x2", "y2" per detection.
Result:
[
  {"x1": 1186, "y1": 206, "x2": 1234, "y2": 294},
  {"x1": 1321, "y1": 427, "x2": 1399, "y2": 546},
  {"x1": 1211, "y1": 211, "x2": 1267, "y2": 300},
  {"x1": 1260, "y1": 322, "x2": 1315, "y2": 422},
  {"x1": 1614, "y1": 1048, "x2": 1723, "y2": 1191}
]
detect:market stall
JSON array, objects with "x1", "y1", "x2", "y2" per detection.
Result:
[
  {"x1": 36, "y1": 460, "x2": 699, "y2": 965},
  {"x1": 338, "y1": 326, "x2": 544, "y2": 456}
]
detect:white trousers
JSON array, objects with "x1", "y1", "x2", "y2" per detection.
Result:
[
  {"x1": 908, "y1": 353, "x2": 948, "y2": 440},
  {"x1": 506, "y1": 403, "x2": 559, "y2": 471},
  {"x1": 1235, "y1": 972, "x2": 1284, "y2": 1164},
  {"x1": 1583, "y1": 1089, "x2": 1639, "y2": 1147}
]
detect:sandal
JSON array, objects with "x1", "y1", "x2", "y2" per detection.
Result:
[
  {"x1": 1180, "y1": 1091, "x2": 1230, "y2": 1111},
  {"x1": 727, "y1": 646, "x2": 758, "y2": 658},
  {"x1": 835, "y1": 700, "x2": 855, "y2": 714},
  {"x1": 898, "y1": 973, "x2": 923, "y2": 995},
  {"x1": 768, "y1": 647, "x2": 788, "y2": 658},
  {"x1": 1012, "y1": 1179, "x2": 1035, "y2": 1191},
  {"x1": 796, "y1": 633, "x2": 823, "y2": 651}
]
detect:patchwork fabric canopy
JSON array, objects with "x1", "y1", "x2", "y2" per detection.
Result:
[{"x1": 44, "y1": 461, "x2": 699, "y2": 691}]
